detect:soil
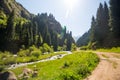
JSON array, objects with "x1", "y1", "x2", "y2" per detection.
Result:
[{"x1": 85, "y1": 52, "x2": 120, "y2": 80}]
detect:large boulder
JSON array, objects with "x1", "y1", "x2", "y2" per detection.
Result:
[{"x1": 0, "y1": 71, "x2": 17, "y2": 80}]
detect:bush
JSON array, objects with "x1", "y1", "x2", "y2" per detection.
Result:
[
  {"x1": 76, "y1": 64, "x2": 90, "y2": 78},
  {"x1": 31, "y1": 51, "x2": 41, "y2": 58},
  {"x1": 4, "y1": 57, "x2": 17, "y2": 65},
  {"x1": 29, "y1": 45, "x2": 38, "y2": 52},
  {"x1": 59, "y1": 71, "x2": 79, "y2": 80},
  {"x1": 0, "y1": 51, "x2": 12, "y2": 59},
  {"x1": 80, "y1": 46, "x2": 88, "y2": 50},
  {"x1": 17, "y1": 49, "x2": 30, "y2": 57},
  {"x1": 40, "y1": 43, "x2": 53, "y2": 53},
  {"x1": 71, "y1": 44, "x2": 77, "y2": 51},
  {"x1": 0, "y1": 66, "x2": 5, "y2": 72},
  {"x1": 62, "y1": 61, "x2": 70, "y2": 68},
  {"x1": 58, "y1": 46, "x2": 63, "y2": 51},
  {"x1": 29, "y1": 56, "x2": 37, "y2": 62}
]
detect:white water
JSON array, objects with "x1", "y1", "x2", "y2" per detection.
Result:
[{"x1": 8, "y1": 51, "x2": 72, "y2": 69}]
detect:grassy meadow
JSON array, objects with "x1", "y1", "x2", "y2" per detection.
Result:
[
  {"x1": 11, "y1": 51, "x2": 99, "y2": 80},
  {"x1": 97, "y1": 47, "x2": 120, "y2": 53}
]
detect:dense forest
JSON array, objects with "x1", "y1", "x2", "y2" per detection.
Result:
[
  {"x1": 77, "y1": 0, "x2": 120, "y2": 49},
  {"x1": 0, "y1": 0, "x2": 75, "y2": 53}
]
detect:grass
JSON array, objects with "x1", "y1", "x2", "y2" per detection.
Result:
[
  {"x1": 11, "y1": 51, "x2": 99, "y2": 80},
  {"x1": 97, "y1": 47, "x2": 120, "y2": 53},
  {"x1": 0, "y1": 51, "x2": 67, "y2": 65}
]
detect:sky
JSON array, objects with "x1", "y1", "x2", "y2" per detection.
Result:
[{"x1": 16, "y1": 0, "x2": 109, "y2": 37}]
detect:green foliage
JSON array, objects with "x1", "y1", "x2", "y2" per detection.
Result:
[
  {"x1": 0, "y1": 50, "x2": 67, "y2": 65},
  {"x1": 0, "y1": 65, "x2": 5, "y2": 72},
  {"x1": 57, "y1": 46, "x2": 63, "y2": 51},
  {"x1": 77, "y1": 1, "x2": 120, "y2": 49},
  {"x1": 80, "y1": 46, "x2": 88, "y2": 50},
  {"x1": 62, "y1": 61, "x2": 70, "y2": 68},
  {"x1": 40, "y1": 43, "x2": 53, "y2": 53},
  {"x1": 109, "y1": 0, "x2": 120, "y2": 38},
  {"x1": 108, "y1": 0, "x2": 120, "y2": 47},
  {"x1": 59, "y1": 70, "x2": 79, "y2": 80},
  {"x1": 31, "y1": 51, "x2": 41, "y2": 58},
  {"x1": 17, "y1": 49, "x2": 29, "y2": 57},
  {"x1": 0, "y1": 11, "x2": 7, "y2": 26},
  {"x1": 0, "y1": 51, "x2": 17, "y2": 65},
  {"x1": 97, "y1": 47, "x2": 120, "y2": 53},
  {"x1": 0, "y1": 0, "x2": 75, "y2": 53},
  {"x1": 12, "y1": 51, "x2": 99, "y2": 80},
  {"x1": 76, "y1": 64, "x2": 90, "y2": 78},
  {"x1": 29, "y1": 56, "x2": 38, "y2": 62},
  {"x1": 71, "y1": 43, "x2": 77, "y2": 51}
]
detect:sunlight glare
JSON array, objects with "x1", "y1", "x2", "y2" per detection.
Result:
[
  {"x1": 63, "y1": 0, "x2": 79, "y2": 18},
  {"x1": 64, "y1": 0, "x2": 78, "y2": 9}
]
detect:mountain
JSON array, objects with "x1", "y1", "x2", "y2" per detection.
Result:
[
  {"x1": 0, "y1": 0, "x2": 75, "y2": 53},
  {"x1": 0, "y1": 0, "x2": 32, "y2": 19},
  {"x1": 73, "y1": 35, "x2": 81, "y2": 42},
  {"x1": 76, "y1": 30, "x2": 90, "y2": 47}
]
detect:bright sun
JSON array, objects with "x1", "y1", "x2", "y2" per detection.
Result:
[
  {"x1": 64, "y1": 0, "x2": 78, "y2": 9},
  {"x1": 63, "y1": 0, "x2": 79, "y2": 18}
]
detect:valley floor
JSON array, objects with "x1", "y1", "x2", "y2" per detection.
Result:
[{"x1": 85, "y1": 52, "x2": 120, "y2": 80}]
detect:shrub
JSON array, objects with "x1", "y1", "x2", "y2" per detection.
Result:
[
  {"x1": 31, "y1": 51, "x2": 41, "y2": 58},
  {"x1": 29, "y1": 45, "x2": 38, "y2": 52},
  {"x1": 4, "y1": 57, "x2": 17, "y2": 65},
  {"x1": 76, "y1": 64, "x2": 90, "y2": 78},
  {"x1": 59, "y1": 71, "x2": 79, "y2": 80},
  {"x1": 17, "y1": 49, "x2": 30, "y2": 57},
  {"x1": 58, "y1": 46, "x2": 63, "y2": 51},
  {"x1": 40, "y1": 43, "x2": 53, "y2": 53},
  {"x1": 0, "y1": 65, "x2": 5, "y2": 72},
  {"x1": 29, "y1": 56, "x2": 37, "y2": 62},
  {"x1": 71, "y1": 44, "x2": 77, "y2": 51},
  {"x1": 62, "y1": 61, "x2": 70, "y2": 68},
  {"x1": 80, "y1": 46, "x2": 88, "y2": 50}
]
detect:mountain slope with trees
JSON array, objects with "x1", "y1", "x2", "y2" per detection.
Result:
[
  {"x1": 77, "y1": 0, "x2": 120, "y2": 49},
  {"x1": 0, "y1": 0, "x2": 75, "y2": 53}
]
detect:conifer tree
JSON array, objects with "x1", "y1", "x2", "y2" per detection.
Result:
[
  {"x1": 6, "y1": 10, "x2": 16, "y2": 41},
  {"x1": 109, "y1": 0, "x2": 120, "y2": 38},
  {"x1": 90, "y1": 16, "x2": 96, "y2": 42}
]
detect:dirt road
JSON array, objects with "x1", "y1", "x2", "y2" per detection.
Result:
[{"x1": 85, "y1": 52, "x2": 120, "y2": 80}]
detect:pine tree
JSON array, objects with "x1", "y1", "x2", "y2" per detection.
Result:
[
  {"x1": 46, "y1": 32, "x2": 51, "y2": 45},
  {"x1": 109, "y1": 0, "x2": 120, "y2": 38},
  {"x1": 66, "y1": 32, "x2": 72, "y2": 51},
  {"x1": 103, "y1": 2, "x2": 110, "y2": 36},
  {"x1": 53, "y1": 32, "x2": 58, "y2": 51},
  {"x1": 95, "y1": 3, "x2": 105, "y2": 47},
  {"x1": 6, "y1": 10, "x2": 16, "y2": 41},
  {"x1": 90, "y1": 16, "x2": 96, "y2": 42},
  {"x1": 37, "y1": 33, "x2": 43, "y2": 47}
]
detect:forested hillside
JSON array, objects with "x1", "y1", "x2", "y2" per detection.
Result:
[
  {"x1": 0, "y1": 0, "x2": 75, "y2": 53},
  {"x1": 77, "y1": 0, "x2": 120, "y2": 49}
]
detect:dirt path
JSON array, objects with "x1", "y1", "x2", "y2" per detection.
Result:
[{"x1": 85, "y1": 52, "x2": 120, "y2": 80}]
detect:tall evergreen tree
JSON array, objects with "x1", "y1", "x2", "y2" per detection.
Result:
[
  {"x1": 37, "y1": 33, "x2": 43, "y2": 47},
  {"x1": 6, "y1": 10, "x2": 16, "y2": 41},
  {"x1": 53, "y1": 32, "x2": 58, "y2": 51},
  {"x1": 90, "y1": 16, "x2": 96, "y2": 42},
  {"x1": 109, "y1": 0, "x2": 120, "y2": 38},
  {"x1": 103, "y1": 2, "x2": 110, "y2": 36},
  {"x1": 95, "y1": 3, "x2": 104, "y2": 46}
]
